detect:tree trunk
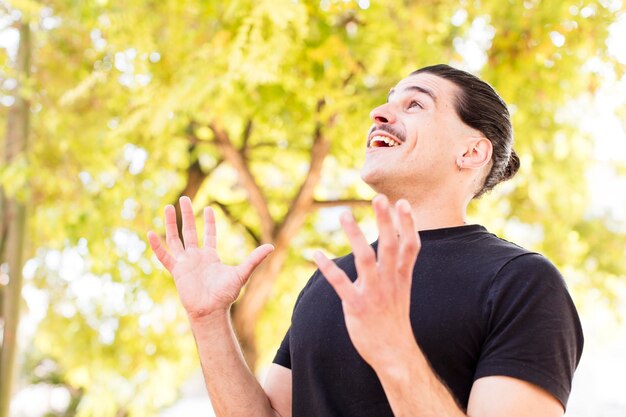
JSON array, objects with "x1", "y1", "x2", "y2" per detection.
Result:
[
  {"x1": 0, "y1": 21, "x2": 31, "y2": 417},
  {"x1": 231, "y1": 240, "x2": 291, "y2": 368},
  {"x1": 184, "y1": 110, "x2": 333, "y2": 369},
  {"x1": 231, "y1": 126, "x2": 331, "y2": 369}
]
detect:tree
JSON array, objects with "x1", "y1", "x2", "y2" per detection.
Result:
[
  {"x1": 1, "y1": 0, "x2": 624, "y2": 415},
  {"x1": 0, "y1": 16, "x2": 30, "y2": 417}
]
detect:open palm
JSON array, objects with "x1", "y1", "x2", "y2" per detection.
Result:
[{"x1": 147, "y1": 197, "x2": 274, "y2": 319}]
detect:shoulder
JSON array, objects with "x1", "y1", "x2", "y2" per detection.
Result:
[
  {"x1": 476, "y1": 252, "x2": 584, "y2": 410},
  {"x1": 467, "y1": 229, "x2": 564, "y2": 288},
  {"x1": 295, "y1": 249, "x2": 359, "y2": 300},
  {"x1": 489, "y1": 252, "x2": 569, "y2": 298},
  {"x1": 333, "y1": 250, "x2": 357, "y2": 270},
  {"x1": 324, "y1": 246, "x2": 367, "y2": 282},
  {"x1": 476, "y1": 230, "x2": 535, "y2": 260},
  {"x1": 484, "y1": 250, "x2": 576, "y2": 323}
]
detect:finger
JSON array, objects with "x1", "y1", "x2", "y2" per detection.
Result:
[
  {"x1": 164, "y1": 205, "x2": 185, "y2": 255},
  {"x1": 339, "y1": 211, "x2": 377, "y2": 283},
  {"x1": 373, "y1": 195, "x2": 399, "y2": 275},
  {"x1": 203, "y1": 207, "x2": 217, "y2": 249},
  {"x1": 396, "y1": 199, "x2": 421, "y2": 278},
  {"x1": 179, "y1": 196, "x2": 198, "y2": 249},
  {"x1": 235, "y1": 244, "x2": 275, "y2": 283},
  {"x1": 313, "y1": 251, "x2": 357, "y2": 304},
  {"x1": 147, "y1": 231, "x2": 175, "y2": 272}
]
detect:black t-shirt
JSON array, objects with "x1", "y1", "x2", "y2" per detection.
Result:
[{"x1": 273, "y1": 225, "x2": 584, "y2": 416}]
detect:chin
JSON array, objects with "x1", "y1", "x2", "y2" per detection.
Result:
[
  {"x1": 359, "y1": 163, "x2": 377, "y2": 186},
  {"x1": 361, "y1": 164, "x2": 426, "y2": 202},
  {"x1": 360, "y1": 165, "x2": 394, "y2": 195}
]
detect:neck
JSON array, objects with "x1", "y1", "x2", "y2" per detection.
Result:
[{"x1": 386, "y1": 191, "x2": 470, "y2": 232}]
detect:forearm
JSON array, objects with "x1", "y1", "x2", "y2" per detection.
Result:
[
  {"x1": 189, "y1": 310, "x2": 278, "y2": 417},
  {"x1": 374, "y1": 341, "x2": 466, "y2": 417}
]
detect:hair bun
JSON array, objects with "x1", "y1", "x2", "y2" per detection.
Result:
[{"x1": 504, "y1": 149, "x2": 520, "y2": 181}]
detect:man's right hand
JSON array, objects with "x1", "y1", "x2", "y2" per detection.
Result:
[{"x1": 147, "y1": 196, "x2": 274, "y2": 320}]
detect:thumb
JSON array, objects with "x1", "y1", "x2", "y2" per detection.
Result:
[{"x1": 235, "y1": 244, "x2": 275, "y2": 283}]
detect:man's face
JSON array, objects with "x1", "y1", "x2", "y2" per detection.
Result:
[{"x1": 361, "y1": 72, "x2": 478, "y2": 195}]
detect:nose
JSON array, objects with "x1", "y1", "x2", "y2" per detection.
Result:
[{"x1": 369, "y1": 103, "x2": 396, "y2": 125}]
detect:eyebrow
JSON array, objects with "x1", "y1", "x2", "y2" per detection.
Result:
[{"x1": 387, "y1": 85, "x2": 438, "y2": 104}]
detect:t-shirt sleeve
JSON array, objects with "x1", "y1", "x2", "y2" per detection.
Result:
[
  {"x1": 273, "y1": 327, "x2": 292, "y2": 369},
  {"x1": 272, "y1": 272, "x2": 318, "y2": 369},
  {"x1": 474, "y1": 253, "x2": 584, "y2": 410}
]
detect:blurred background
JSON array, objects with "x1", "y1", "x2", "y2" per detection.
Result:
[{"x1": 1, "y1": 0, "x2": 625, "y2": 416}]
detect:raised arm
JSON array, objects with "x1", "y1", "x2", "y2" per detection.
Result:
[
  {"x1": 147, "y1": 196, "x2": 291, "y2": 417},
  {"x1": 313, "y1": 194, "x2": 565, "y2": 417}
]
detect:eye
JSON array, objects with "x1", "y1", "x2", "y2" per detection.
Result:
[{"x1": 407, "y1": 100, "x2": 423, "y2": 110}]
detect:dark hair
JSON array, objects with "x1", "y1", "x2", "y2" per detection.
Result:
[{"x1": 411, "y1": 64, "x2": 519, "y2": 198}]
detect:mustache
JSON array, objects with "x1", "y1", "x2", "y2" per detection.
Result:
[{"x1": 367, "y1": 123, "x2": 406, "y2": 143}]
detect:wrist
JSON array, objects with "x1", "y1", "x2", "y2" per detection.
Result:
[
  {"x1": 368, "y1": 323, "x2": 423, "y2": 369},
  {"x1": 187, "y1": 306, "x2": 231, "y2": 329},
  {"x1": 372, "y1": 336, "x2": 429, "y2": 386},
  {"x1": 373, "y1": 341, "x2": 466, "y2": 417}
]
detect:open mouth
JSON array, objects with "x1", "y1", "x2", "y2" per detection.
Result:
[
  {"x1": 369, "y1": 135, "x2": 400, "y2": 148},
  {"x1": 368, "y1": 132, "x2": 402, "y2": 148}
]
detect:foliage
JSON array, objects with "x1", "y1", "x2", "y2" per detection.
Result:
[{"x1": 1, "y1": 0, "x2": 625, "y2": 415}]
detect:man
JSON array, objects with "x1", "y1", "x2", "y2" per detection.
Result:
[{"x1": 147, "y1": 64, "x2": 583, "y2": 417}]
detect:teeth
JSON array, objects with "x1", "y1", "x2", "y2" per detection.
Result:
[{"x1": 370, "y1": 135, "x2": 399, "y2": 147}]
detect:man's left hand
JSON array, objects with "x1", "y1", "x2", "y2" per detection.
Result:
[{"x1": 313, "y1": 194, "x2": 421, "y2": 369}]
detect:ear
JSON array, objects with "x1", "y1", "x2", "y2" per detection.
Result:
[{"x1": 456, "y1": 137, "x2": 493, "y2": 170}]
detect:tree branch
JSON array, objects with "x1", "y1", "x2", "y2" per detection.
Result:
[
  {"x1": 173, "y1": 142, "x2": 223, "y2": 237},
  {"x1": 312, "y1": 199, "x2": 371, "y2": 209},
  {"x1": 177, "y1": 148, "x2": 223, "y2": 201},
  {"x1": 273, "y1": 99, "x2": 333, "y2": 244},
  {"x1": 209, "y1": 123, "x2": 274, "y2": 242},
  {"x1": 211, "y1": 200, "x2": 262, "y2": 246},
  {"x1": 246, "y1": 142, "x2": 309, "y2": 152},
  {"x1": 232, "y1": 99, "x2": 335, "y2": 366},
  {"x1": 241, "y1": 119, "x2": 253, "y2": 159}
]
